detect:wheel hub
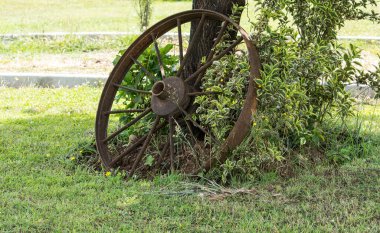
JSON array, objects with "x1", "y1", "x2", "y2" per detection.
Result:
[{"x1": 151, "y1": 77, "x2": 190, "y2": 117}]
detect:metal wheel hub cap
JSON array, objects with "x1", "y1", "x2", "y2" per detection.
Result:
[{"x1": 151, "y1": 77, "x2": 190, "y2": 117}]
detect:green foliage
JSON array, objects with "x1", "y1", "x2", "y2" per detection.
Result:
[
  {"x1": 105, "y1": 0, "x2": 380, "y2": 183},
  {"x1": 324, "y1": 125, "x2": 368, "y2": 164},
  {"x1": 204, "y1": 0, "x2": 380, "y2": 183},
  {"x1": 113, "y1": 44, "x2": 178, "y2": 136},
  {"x1": 284, "y1": 0, "x2": 380, "y2": 47},
  {"x1": 195, "y1": 53, "x2": 249, "y2": 141},
  {"x1": 356, "y1": 57, "x2": 380, "y2": 98}
]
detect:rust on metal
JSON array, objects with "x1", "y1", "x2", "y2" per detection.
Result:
[
  {"x1": 151, "y1": 77, "x2": 190, "y2": 117},
  {"x1": 95, "y1": 9, "x2": 261, "y2": 177}
]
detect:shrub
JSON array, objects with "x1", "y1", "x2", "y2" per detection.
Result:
[
  {"x1": 76, "y1": 0, "x2": 380, "y2": 183},
  {"x1": 205, "y1": 0, "x2": 380, "y2": 183}
]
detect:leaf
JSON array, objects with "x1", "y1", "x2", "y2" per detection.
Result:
[
  {"x1": 300, "y1": 137, "x2": 307, "y2": 146},
  {"x1": 144, "y1": 155, "x2": 154, "y2": 167},
  {"x1": 160, "y1": 44, "x2": 174, "y2": 55}
]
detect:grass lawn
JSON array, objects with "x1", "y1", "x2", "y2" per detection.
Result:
[
  {"x1": 0, "y1": 0, "x2": 379, "y2": 76},
  {"x1": 0, "y1": 0, "x2": 380, "y2": 36},
  {"x1": 0, "y1": 86, "x2": 379, "y2": 232},
  {"x1": 0, "y1": 0, "x2": 192, "y2": 34},
  {"x1": 1, "y1": 1, "x2": 380, "y2": 76}
]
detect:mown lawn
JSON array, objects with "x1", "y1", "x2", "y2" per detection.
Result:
[
  {"x1": 1, "y1": 1, "x2": 379, "y2": 76},
  {"x1": 0, "y1": 0, "x2": 191, "y2": 34},
  {"x1": 0, "y1": 86, "x2": 379, "y2": 232},
  {"x1": 0, "y1": 0, "x2": 380, "y2": 36}
]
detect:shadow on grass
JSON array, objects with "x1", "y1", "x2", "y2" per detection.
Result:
[
  {"x1": 0, "y1": 113, "x2": 95, "y2": 164},
  {"x1": 0, "y1": 112, "x2": 380, "y2": 231}
]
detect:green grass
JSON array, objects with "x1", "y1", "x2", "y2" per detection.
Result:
[
  {"x1": 0, "y1": 0, "x2": 192, "y2": 34},
  {"x1": 0, "y1": 87, "x2": 379, "y2": 232},
  {"x1": 342, "y1": 40, "x2": 380, "y2": 55},
  {"x1": 0, "y1": 0, "x2": 379, "y2": 36},
  {"x1": 2, "y1": 34, "x2": 380, "y2": 56},
  {"x1": 0, "y1": 0, "x2": 379, "y2": 76},
  {"x1": 0, "y1": 36, "x2": 136, "y2": 54},
  {"x1": 0, "y1": 0, "x2": 379, "y2": 62}
]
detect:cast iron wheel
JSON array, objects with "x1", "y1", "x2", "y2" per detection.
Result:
[{"x1": 95, "y1": 9, "x2": 261, "y2": 178}]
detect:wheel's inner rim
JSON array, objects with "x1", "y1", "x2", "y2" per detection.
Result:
[{"x1": 95, "y1": 10, "x2": 258, "y2": 177}]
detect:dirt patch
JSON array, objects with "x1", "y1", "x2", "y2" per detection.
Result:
[
  {"x1": 0, "y1": 51, "x2": 116, "y2": 75},
  {"x1": 73, "y1": 138, "x2": 211, "y2": 179},
  {"x1": 1, "y1": 48, "x2": 378, "y2": 76}
]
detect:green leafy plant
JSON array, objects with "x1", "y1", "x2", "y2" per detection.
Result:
[
  {"x1": 113, "y1": 44, "x2": 178, "y2": 137},
  {"x1": 203, "y1": 0, "x2": 380, "y2": 183},
  {"x1": 195, "y1": 53, "x2": 249, "y2": 141},
  {"x1": 79, "y1": 0, "x2": 379, "y2": 183}
]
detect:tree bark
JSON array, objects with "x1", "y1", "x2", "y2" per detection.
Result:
[
  {"x1": 192, "y1": 0, "x2": 245, "y2": 15},
  {"x1": 185, "y1": 0, "x2": 245, "y2": 79}
]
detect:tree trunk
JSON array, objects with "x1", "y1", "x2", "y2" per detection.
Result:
[{"x1": 185, "y1": 0, "x2": 245, "y2": 78}]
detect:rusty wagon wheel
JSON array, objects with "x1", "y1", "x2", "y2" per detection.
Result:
[{"x1": 95, "y1": 9, "x2": 261, "y2": 178}]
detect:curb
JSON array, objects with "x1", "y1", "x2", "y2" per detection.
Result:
[
  {"x1": 345, "y1": 84, "x2": 377, "y2": 98},
  {"x1": 0, "y1": 73, "x2": 376, "y2": 99},
  {"x1": 0, "y1": 73, "x2": 107, "y2": 88}
]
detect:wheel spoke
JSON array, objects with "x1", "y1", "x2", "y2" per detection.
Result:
[
  {"x1": 184, "y1": 119, "x2": 197, "y2": 144},
  {"x1": 187, "y1": 91, "x2": 222, "y2": 97},
  {"x1": 187, "y1": 21, "x2": 228, "y2": 86},
  {"x1": 151, "y1": 34, "x2": 166, "y2": 79},
  {"x1": 103, "y1": 108, "x2": 152, "y2": 143},
  {"x1": 169, "y1": 116, "x2": 175, "y2": 172},
  {"x1": 177, "y1": 18, "x2": 184, "y2": 65},
  {"x1": 127, "y1": 116, "x2": 161, "y2": 178},
  {"x1": 114, "y1": 83, "x2": 151, "y2": 94},
  {"x1": 208, "y1": 21, "x2": 229, "y2": 61},
  {"x1": 110, "y1": 135, "x2": 147, "y2": 167},
  {"x1": 176, "y1": 14, "x2": 206, "y2": 77},
  {"x1": 130, "y1": 56, "x2": 156, "y2": 81},
  {"x1": 103, "y1": 109, "x2": 145, "y2": 115},
  {"x1": 186, "y1": 36, "x2": 243, "y2": 85},
  {"x1": 95, "y1": 11, "x2": 260, "y2": 176},
  {"x1": 177, "y1": 106, "x2": 220, "y2": 145},
  {"x1": 154, "y1": 139, "x2": 170, "y2": 169},
  {"x1": 110, "y1": 120, "x2": 167, "y2": 166}
]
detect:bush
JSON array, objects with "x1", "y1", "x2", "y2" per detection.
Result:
[
  {"x1": 205, "y1": 0, "x2": 380, "y2": 183},
  {"x1": 76, "y1": 0, "x2": 380, "y2": 183}
]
